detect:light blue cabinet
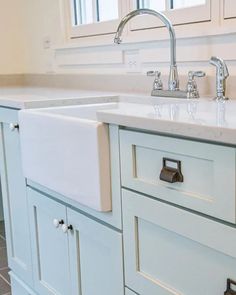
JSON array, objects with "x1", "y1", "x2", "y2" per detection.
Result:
[
  {"x1": 28, "y1": 188, "x2": 70, "y2": 295},
  {"x1": 28, "y1": 187, "x2": 124, "y2": 295},
  {"x1": 68, "y1": 207, "x2": 124, "y2": 295},
  {"x1": 122, "y1": 189, "x2": 236, "y2": 295},
  {"x1": 10, "y1": 272, "x2": 37, "y2": 295},
  {"x1": 120, "y1": 129, "x2": 236, "y2": 223},
  {"x1": 0, "y1": 108, "x2": 33, "y2": 286}
]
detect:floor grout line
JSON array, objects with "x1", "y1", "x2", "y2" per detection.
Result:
[{"x1": 0, "y1": 273, "x2": 10, "y2": 287}]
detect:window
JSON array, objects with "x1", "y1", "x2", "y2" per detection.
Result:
[
  {"x1": 136, "y1": 0, "x2": 206, "y2": 10},
  {"x1": 131, "y1": 0, "x2": 211, "y2": 31},
  {"x1": 224, "y1": 0, "x2": 236, "y2": 19},
  {"x1": 137, "y1": 0, "x2": 166, "y2": 11},
  {"x1": 171, "y1": 0, "x2": 206, "y2": 9},
  {"x1": 66, "y1": 0, "x2": 211, "y2": 40},
  {"x1": 68, "y1": 0, "x2": 122, "y2": 38},
  {"x1": 71, "y1": 0, "x2": 119, "y2": 26}
]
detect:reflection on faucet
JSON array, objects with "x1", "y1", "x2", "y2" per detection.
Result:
[
  {"x1": 168, "y1": 104, "x2": 180, "y2": 121},
  {"x1": 152, "y1": 101, "x2": 180, "y2": 121},
  {"x1": 153, "y1": 104, "x2": 163, "y2": 118},
  {"x1": 186, "y1": 101, "x2": 205, "y2": 125},
  {"x1": 186, "y1": 101, "x2": 198, "y2": 120}
]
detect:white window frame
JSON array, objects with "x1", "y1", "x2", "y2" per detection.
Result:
[
  {"x1": 224, "y1": 0, "x2": 236, "y2": 19},
  {"x1": 61, "y1": 0, "x2": 236, "y2": 48},
  {"x1": 65, "y1": 0, "x2": 125, "y2": 38},
  {"x1": 129, "y1": 0, "x2": 211, "y2": 31},
  {"x1": 218, "y1": 0, "x2": 236, "y2": 35}
]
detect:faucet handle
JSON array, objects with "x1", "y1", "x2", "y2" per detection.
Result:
[
  {"x1": 186, "y1": 70, "x2": 206, "y2": 99},
  {"x1": 188, "y1": 71, "x2": 206, "y2": 80},
  {"x1": 147, "y1": 71, "x2": 161, "y2": 78},
  {"x1": 147, "y1": 71, "x2": 163, "y2": 90}
]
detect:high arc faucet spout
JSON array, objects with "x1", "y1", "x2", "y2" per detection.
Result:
[{"x1": 114, "y1": 9, "x2": 179, "y2": 91}]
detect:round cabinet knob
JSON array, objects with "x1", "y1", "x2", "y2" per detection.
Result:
[
  {"x1": 9, "y1": 123, "x2": 19, "y2": 131},
  {"x1": 53, "y1": 219, "x2": 64, "y2": 228},
  {"x1": 61, "y1": 224, "x2": 73, "y2": 233}
]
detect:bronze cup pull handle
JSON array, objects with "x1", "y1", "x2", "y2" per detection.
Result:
[
  {"x1": 224, "y1": 279, "x2": 236, "y2": 295},
  {"x1": 159, "y1": 158, "x2": 184, "y2": 184}
]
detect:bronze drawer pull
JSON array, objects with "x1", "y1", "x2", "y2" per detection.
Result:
[
  {"x1": 225, "y1": 279, "x2": 236, "y2": 295},
  {"x1": 160, "y1": 158, "x2": 184, "y2": 183}
]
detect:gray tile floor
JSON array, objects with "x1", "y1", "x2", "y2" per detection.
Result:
[{"x1": 0, "y1": 221, "x2": 11, "y2": 295}]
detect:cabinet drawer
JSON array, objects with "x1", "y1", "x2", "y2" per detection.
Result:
[
  {"x1": 122, "y1": 189, "x2": 236, "y2": 295},
  {"x1": 120, "y1": 130, "x2": 236, "y2": 223}
]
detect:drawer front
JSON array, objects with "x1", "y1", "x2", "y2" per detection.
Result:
[
  {"x1": 120, "y1": 129, "x2": 236, "y2": 223},
  {"x1": 122, "y1": 189, "x2": 236, "y2": 295}
]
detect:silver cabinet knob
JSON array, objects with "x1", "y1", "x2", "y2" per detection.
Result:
[
  {"x1": 53, "y1": 219, "x2": 64, "y2": 228},
  {"x1": 61, "y1": 224, "x2": 73, "y2": 233},
  {"x1": 9, "y1": 123, "x2": 19, "y2": 131}
]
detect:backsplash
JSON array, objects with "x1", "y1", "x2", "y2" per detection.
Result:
[{"x1": 22, "y1": 73, "x2": 235, "y2": 99}]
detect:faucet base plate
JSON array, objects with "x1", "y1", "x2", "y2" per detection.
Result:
[{"x1": 151, "y1": 89, "x2": 189, "y2": 99}]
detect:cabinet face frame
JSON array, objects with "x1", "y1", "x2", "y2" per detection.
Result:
[{"x1": 0, "y1": 108, "x2": 33, "y2": 287}]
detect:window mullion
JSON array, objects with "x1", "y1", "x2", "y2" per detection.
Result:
[
  {"x1": 78, "y1": 0, "x2": 84, "y2": 25},
  {"x1": 92, "y1": 0, "x2": 98, "y2": 22},
  {"x1": 166, "y1": 0, "x2": 171, "y2": 10}
]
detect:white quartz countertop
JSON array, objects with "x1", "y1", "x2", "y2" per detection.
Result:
[
  {"x1": 97, "y1": 97, "x2": 236, "y2": 145},
  {"x1": 2, "y1": 86, "x2": 236, "y2": 145},
  {"x1": 0, "y1": 87, "x2": 119, "y2": 109}
]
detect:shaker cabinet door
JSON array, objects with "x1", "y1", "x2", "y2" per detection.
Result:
[
  {"x1": 68, "y1": 207, "x2": 124, "y2": 295},
  {"x1": 28, "y1": 188, "x2": 71, "y2": 295}
]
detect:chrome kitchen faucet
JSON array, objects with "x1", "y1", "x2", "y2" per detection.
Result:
[{"x1": 114, "y1": 9, "x2": 205, "y2": 99}]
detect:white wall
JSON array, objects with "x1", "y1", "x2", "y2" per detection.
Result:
[
  {"x1": 20, "y1": 1, "x2": 236, "y2": 77},
  {"x1": 23, "y1": 0, "x2": 65, "y2": 74},
  {"x1": 1, "y1": 0, "x2": 236, "y2": 96},
  {"x1": 0, "y1": 0, "x2": 26, "y2": 74}
]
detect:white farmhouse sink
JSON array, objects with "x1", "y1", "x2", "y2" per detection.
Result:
[{"x1": 19, "y1": 103, "x2": 118, "y2": 212}]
